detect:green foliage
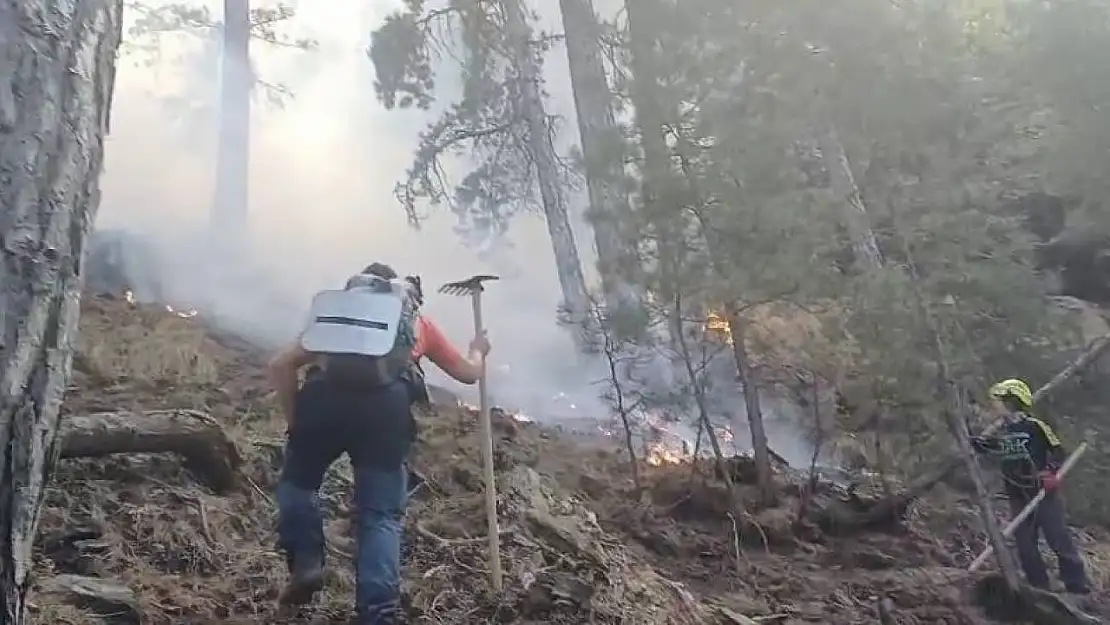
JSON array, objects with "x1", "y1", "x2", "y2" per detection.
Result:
[
  {"x1": 368, "y1": 0, "x2": 568, "y2": 241},
  {"x1": 585, "y1": 0, "x2": 1090, "y2": 478},
  {"x1": 1006, "y1": 0, "x2": 1110, "y2": 231},
  {"x1": 369, "y1": 0, "x2": 438, "y2": 110},
  {"x1": 123, "y1": 1, "x2": 315, "y2": 110},
  {"x1": 366, "y1": 0, "x2": 1110, "y2": 517},
  {"x1": 126, "y1": 1, "x2": 315, "y2": 49}
]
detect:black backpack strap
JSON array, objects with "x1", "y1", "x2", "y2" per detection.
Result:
[{"x1": 401, "y1": 361, "x2": 430, "y2": 406}]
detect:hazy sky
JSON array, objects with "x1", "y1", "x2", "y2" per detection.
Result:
[{"x1": 98, "y1": 0, "x2": 604, "y2": 417}]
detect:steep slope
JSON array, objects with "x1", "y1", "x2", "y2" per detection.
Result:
[{"x1": 26, "y1": 295, "x2": 1110, "y2": 624}]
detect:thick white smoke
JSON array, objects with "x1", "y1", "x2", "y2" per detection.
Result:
[{"x1": 97, "y1": 0, "x2": 821, "y2": 466}]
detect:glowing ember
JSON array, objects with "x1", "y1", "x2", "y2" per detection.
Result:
[
  {"x1": 164, "y1": 303, "x2": 198, "y2": 319},
  {"x1": 645, "y1": 442, "x2": 686, "y2": 466},
  {"x1": 705, "y1": 310, "x2": 733, "y2": 344},
  {"x1": 640, "y1": 409, "x2": 695, "y2": 466},
  {"x1": 463, "y1": 402, "x2": 533, "y2": 423},
  {"x1": 122, "y1": 290, "x2": 197, "y2": 318}
]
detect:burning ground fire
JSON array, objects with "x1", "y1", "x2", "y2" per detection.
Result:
[
  {"x1": 124, "y1": 290, "x2": 198, "y2": 319},
  {"x1": 642, "y1": 414, "x2": 735, "y2": 467},
  {"x1": 462, "y1": 400, "x2": 728, "y2": 468},
  {"x1": 705, "y1": 310, "x2": 733, "y2": 344},
  {"x1": 646, "y1": 443, "x2": 685, "y2": 467}
]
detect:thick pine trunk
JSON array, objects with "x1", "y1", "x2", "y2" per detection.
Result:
[
  {"x1": 624, "y1": 0, "x2": 684, "y2": 344},
  {"x1": 624, "y1": 0, "x2": 671, "y2": 212},
  {"x1": 504, "y1": 0, "x2": 590, "y2": 327},
  {"x1": 0, "y1": 0, "x2": 124, "y2": 621},
  {"x1": 559, "y1": 0, "x2": 636, "y2": 312},
  {"x1": 210, "y1": 0, "x2": 252, "y2": 240}
]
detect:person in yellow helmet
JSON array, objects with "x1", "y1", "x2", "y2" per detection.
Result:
[{"x1": 970, "y1": 378, "x2": 1089, "y2": 594}]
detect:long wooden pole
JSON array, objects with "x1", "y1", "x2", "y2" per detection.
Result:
[
  {"x1": 471, "y1": 290, "x2": 504, "y2": 591},
  {"x1": 968, "y1": 442, "x2": 1089, "y2": 572}
]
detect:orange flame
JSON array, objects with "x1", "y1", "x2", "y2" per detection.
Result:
[
  {"x1": 646, "y1": 443, "x2": 685, "y2": 466},
  {"x1": 642, "y1": 411, "x2": 692, "y2": 466},
  {"x1": 705, "y1": 311, "x2": 733, "y2": 344},
  {"x1": 123, "y1": 289, "x2": 198, "y2": 318}
]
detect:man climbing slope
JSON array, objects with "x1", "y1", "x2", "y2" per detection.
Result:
[
  {"x1": 970, "y1": 378, "x2": 1089, "y2": 595},
  {"x1": 267, "y1": 262, "x2": 490, "y2": 625},
  {"x1": 402, "y1": 273, "x2": 488, "y2": 387}
]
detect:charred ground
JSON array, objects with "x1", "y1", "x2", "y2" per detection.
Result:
[{"x1": 26, "y1": 295, "x2": 1110, "y2": 624}]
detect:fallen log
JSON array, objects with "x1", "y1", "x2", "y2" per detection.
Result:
[
  {"x1": 832, "y1": 332, "x2": 1110, "y2": 531},
  {"x1": 60, "y1": 409, "x2": 241, "y2": 492}
]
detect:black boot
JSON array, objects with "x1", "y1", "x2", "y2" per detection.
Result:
[
  {"x1": 350, "y1": 617, "x2": 399, "y2": 625},
  {"x1": 353, "y1": 616, "x2": 400, "y2": 625},
  {"x1": 355, "y1": 605, "x2": 401, "y2": 625},
  {"x1": 279, "y1": 550, "x2": 325, "y2": 606}
]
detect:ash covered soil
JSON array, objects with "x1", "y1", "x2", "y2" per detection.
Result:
[{"x1": 27, "y1": 295, "x2": 1110, "y2": 624}]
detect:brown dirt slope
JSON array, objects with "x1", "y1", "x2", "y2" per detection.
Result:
[{"x1": 27, "y1": 295, "x2": 1110, "y2": 624}]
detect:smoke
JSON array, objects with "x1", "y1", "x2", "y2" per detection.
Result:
[
  {"x1": 98, "y1": 0, "x2": 611, "y2": 417},
  {"x1": 97, "y1": 0, "x2": 821, "y2": 465}
]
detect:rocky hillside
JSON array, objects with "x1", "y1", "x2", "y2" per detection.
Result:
[{"x1": 26, "y1": 295, "x2": 1110, "y2": 624}]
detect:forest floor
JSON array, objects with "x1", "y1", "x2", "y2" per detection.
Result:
[{"x1": 26, "y1": 294, "x2": 1110, "y2": 624}]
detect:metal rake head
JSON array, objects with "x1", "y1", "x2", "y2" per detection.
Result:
[{"x1": 438, "y1": 274, "x2": 499, "y2": 296}]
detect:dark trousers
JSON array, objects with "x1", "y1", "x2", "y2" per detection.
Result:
[
  {"x1": 276, "y1": 378, "x2": 413, "y2": 623},
  {"x1": 1009, "y1": 492, "x2": 1088, "y2": 593}
]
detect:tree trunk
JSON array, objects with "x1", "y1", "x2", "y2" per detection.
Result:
[
  {"x1": 724, "y1": 306, "x2": 774, "y2": 504},
  {"x1": 0, "y1": 0, "x2": 125, "y2": 621},
  {"x1": 210, "y1": 0, "x2": 252, "y2": 240},
  {"x1": 901, "y1": 225, "x2": 1021, "y2": 591},
  {"x1": 624, "y1": 0, "x2": 685, "y2": 343},
  {"x1": 60, "y1": 410, "x2": 242, "y2": 492},
  {"x1": 946, "y1": 408, "x2": 1022, "y2": 590},
  {"x1": 503, "y1": 0, "x2": 590, "y2": 330},
  {"x1": 672, "y1": 296, "x2": 739, "y2": 510},
  {"x1": 559, "y1": 0, "x2": 636, "y2": 312},
  {"x1": 819, "y1": 129, "x2": 883, "y2": 271},
  {"x1": 624, "y1": 0, "x2": 672, "y2": 215}
]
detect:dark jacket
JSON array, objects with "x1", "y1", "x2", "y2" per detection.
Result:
[{"x1": 971, "y1": 412, "x2": 1067, "y2": 499}]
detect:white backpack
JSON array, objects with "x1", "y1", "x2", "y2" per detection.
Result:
[{"x1": 300, "y1": 275, "x2": 418, "y2": 387}]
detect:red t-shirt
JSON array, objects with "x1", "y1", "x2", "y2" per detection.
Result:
[{"x1": 412, "y1": 316, "x2": 463, "y2": 372}]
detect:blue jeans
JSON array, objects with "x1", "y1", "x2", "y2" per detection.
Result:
[{"x1": 276, "y1": 378, "x2": 413, "y2": 622}]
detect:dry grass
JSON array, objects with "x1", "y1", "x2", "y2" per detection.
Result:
[{"x1": 76, "y1": 298, "x2": 222, "y2": 386}]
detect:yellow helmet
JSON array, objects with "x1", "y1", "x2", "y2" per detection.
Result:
[{"x1": 989, "y1": 378, "x2": 1034, "y2": 409}]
